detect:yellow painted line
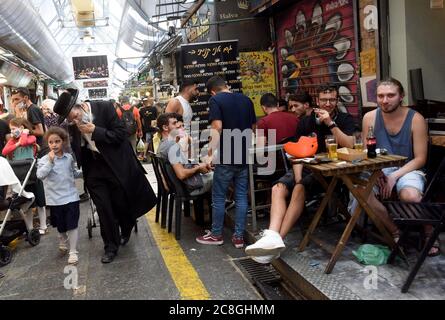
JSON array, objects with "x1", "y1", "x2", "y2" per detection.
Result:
[{"x1": 145, "y1": 208, "x2": 210, "y2": 300}]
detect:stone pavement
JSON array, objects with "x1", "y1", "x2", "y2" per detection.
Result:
[{"x1": 0, "y1": 164, "x2": 260, "y2": 300}]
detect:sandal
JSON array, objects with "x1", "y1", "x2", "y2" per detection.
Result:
[{"x1": 427, "y1": 239, "x2": 441, "y2": 257}]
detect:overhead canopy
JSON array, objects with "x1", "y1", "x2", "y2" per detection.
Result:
[{"x1": 0, "y1": 0, "x2": 200, "y2": 97}]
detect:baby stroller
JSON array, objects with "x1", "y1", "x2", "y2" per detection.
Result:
[
  {"x1": 0, "y1": 157, "x2": 41, "y2": 267},
  {"x1": 86, "y1": 195, "x2": 138, "y2": 239},
  {"x1": 86, "y1": 196, "x2": 98, "y2": 239}
]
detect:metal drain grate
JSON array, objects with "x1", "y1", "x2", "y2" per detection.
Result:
[
  {"x1": 238, "y1": 258, "x2": 281, "y2": 285},
  {"x1": 237, "y1": 258, "x2": 295, "y2": 300}
]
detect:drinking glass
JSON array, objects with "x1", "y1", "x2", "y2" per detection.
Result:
[
  {"x1": 325, "y1": 135, "x2": 338, "y2": 160},
  {"x1": 353, "y1": 132, "x2": 364, "y2": 152}
]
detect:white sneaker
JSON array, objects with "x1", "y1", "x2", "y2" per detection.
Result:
[
  {"x1": 245, "y1": 229, "x2": 285, "y2": 257},
  {"x1": 251, "y1": 253, "x2": 280, "y2": 264},
  {"x1": 68, "y1": 252, "x2": 78, "y2": 265}
]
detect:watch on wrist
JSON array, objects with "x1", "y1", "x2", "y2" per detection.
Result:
[{"x1": 328, "y1": 121, "x2": 337, "y2": 129}]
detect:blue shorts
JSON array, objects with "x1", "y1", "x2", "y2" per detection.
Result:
[{"x1": 382, "y1": 167, "x2": 426, "y2": 195}]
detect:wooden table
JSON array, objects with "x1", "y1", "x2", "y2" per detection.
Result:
[{"x1": 296, "y1": 154, "x2": 407, "y2": 274}]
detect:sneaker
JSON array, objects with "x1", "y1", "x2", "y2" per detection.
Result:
[
  {"x1": 68, "y1": 252, "x2": 78, "y2": 265},
  {"x1": 39, "y1": 228, "x2": 49, "y2": 235},
  {"x1": 245, "y1": 229, "x2": 285, "y2": 257},
  {"x1": 196, "y1": 230, "x2": 224, "y2": 245},
  {"x1": 59, "y1": 243, "x2": 68, "y2": 255},
  {"x1": 232, "y1": 236, "x2": 244, "y2": 249},
  {"x1": 251, "y1": 253, "x2": 280, "y2": 264}
]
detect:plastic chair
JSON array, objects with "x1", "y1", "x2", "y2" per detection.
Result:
[
  {"x1": 156, "y1": 156, "x2": 211, "y2": 240},
  {"x1": 147, "y1": 151, "x2": 171, "y2": 228}
]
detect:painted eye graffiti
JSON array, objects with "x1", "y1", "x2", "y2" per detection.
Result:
[{"x1": 279, "y1": 4, "x2": 356, "y2": 110}]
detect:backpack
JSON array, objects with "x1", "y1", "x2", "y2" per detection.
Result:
[{"x1": 119, "y1": 106, "x2": 137, "y2": 136}]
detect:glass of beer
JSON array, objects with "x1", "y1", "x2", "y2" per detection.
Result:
[
  {"x1": 325, "y1": 135, "x2": 338, "y2": 160},
  {"x1": 353, "y1": 132, "x2": 364, "y2": 152}
]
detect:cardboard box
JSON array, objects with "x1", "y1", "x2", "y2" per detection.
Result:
[{"x1": 337, "y1": 148, "x2": 367, "y2": 162}]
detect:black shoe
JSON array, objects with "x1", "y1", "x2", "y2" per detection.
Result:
[
  {"x1": 79, "y1": 193, "x2": 90, "y2": 202},
  {"x1": 101, "y1": 252, "x2": 116, "y2": 264},
  {"x1": 120, "y1": 235, "x2": 130, "y2": 246}
]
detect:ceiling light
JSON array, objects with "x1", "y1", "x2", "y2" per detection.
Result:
[{"x1": 81, "y1": 31, "x2": 95, "y2": 44}]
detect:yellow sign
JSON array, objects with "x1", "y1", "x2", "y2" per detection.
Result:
[
  {"x1": 240, "y1": 51, "x2": 276, "y2": 117},
  {"x1": 360, "y1": 48, "x2": 377, "y2": 77}
]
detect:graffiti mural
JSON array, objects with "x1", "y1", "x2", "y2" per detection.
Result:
[{"x1": 276, "y1": 0, "x2": 358, "y2": 116}]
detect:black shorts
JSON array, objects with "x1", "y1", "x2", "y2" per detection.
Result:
[
  {"x1": 49, "y1": 201, "x2": 80, "y2": 233},
  {"x1": 273, "y1": 169, "x2": 325, "y2": 195}
]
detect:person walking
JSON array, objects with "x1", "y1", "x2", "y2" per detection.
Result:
[
  {"x1": 53, "y1": 89, "x2": 157, "y2": 263},
  {"x1": 37, "y1": 127, "x2": 82, "y2": 265}
]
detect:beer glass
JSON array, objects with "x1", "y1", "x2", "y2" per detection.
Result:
[
  {"x1": 353, "y1": 132, "x2": 364, "y2": 152},
  {"x1": 325, "y1": 135, "x2": 338, "y2": 160}
]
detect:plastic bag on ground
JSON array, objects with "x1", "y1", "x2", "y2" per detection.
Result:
[{"x1": 352, "y1": 244, "x2": 391, "y2": 266}]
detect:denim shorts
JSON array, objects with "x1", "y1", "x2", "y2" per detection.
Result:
[
  {"x1": 348, "y1": 168, "x2": 426, "y2": 215},
  {"x1": 145, "y1": 132, "x2": 153, "y2": 142},
  {"x1": 382, "y1": 167, "x2": 426, "y2": 195}
]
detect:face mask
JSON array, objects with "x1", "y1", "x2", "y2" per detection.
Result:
[
  {"x1": 12, "y1": 129, "x2": 21, "y2": 138},
  {"x1": 177, "y1": 128, "x2": 186, "y2": 138},
  {"x1": 17, "y1": 102, "x2": 26, "y2": 109},
  {"x1": 81, "y1": 108, "x2": 91, "y2": 124}
]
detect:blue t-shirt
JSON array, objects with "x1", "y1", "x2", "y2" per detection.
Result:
[{"x1": 208, "y1": 92, "x2": 256, "y2": 165}]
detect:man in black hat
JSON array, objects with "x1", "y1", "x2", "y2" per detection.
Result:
[{"x1": 54, "y1": 89, "x2": 157, "y2": 263}]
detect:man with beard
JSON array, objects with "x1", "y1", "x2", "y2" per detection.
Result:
[
  {"x1": 53, "y1": 89, "x2": 157, "y2": 263},
  {"x1": 360, "y1": 78, "x2": 436, "y2": 255},
  {"x1": 288, "y1": 92, "x2": 314, "y2": 120},
  {"x1": 165, "y1": 80, "x2": 199, "y2": 132}
]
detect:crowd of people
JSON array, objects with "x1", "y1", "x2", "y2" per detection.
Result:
[
  {"x1": 74, "y1": 65, "x2": 109, "y2": 80},
  {"x1": 0, "y1": 75, "x2": 439, "y2": 269},
  {"x1": 150, "y1": 76, "x2": 438, "y2": 263}
]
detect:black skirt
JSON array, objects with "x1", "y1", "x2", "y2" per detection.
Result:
[{"x1": 48, "y1": 201, "x2": 80, "y2": 233}]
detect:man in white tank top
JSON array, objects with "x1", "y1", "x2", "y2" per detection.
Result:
[{"x1": 165, "y1": 80, "x2": 199, "y2": 132}]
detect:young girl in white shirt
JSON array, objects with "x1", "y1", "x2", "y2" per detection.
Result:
[{"x1": 37, "y1": 127, "x2": 81, "y2": 265}]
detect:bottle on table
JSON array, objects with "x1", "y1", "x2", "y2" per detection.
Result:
[{"x1": 367, "y1": 125, "x2": 377, "y2": 158}]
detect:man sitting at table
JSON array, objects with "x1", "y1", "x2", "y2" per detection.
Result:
[
  {"x1": 245, "y1": 84, "x2": 356, "y2": 263},
  {"x1": 256, "y1": 93, "x2": 299, "y2": 146},
  {"x1": 358, "y1": 78, "x2": 435, "y2": 255},
  {"x1": 157, "y1": 113, "x2": 213, "y2": 196}
]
